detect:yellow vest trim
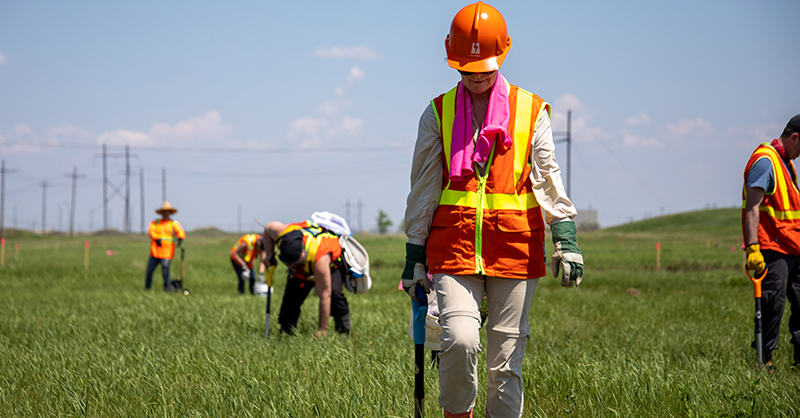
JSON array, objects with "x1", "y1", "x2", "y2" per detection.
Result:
[{"x1": 440, "y1": 189, "x2": 541, "y2": 210}]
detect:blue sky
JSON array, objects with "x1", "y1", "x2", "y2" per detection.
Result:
[{"x1": 1, "y1": 0, "x2": 798, "y2": 233}]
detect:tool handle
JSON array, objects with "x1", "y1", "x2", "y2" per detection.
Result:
[
  {"x1": 746, "y1": 268, "x2": 767, "y2": 298},
  {"x1": 413, "y1": 285, "x2": 428, "y2": 418}
]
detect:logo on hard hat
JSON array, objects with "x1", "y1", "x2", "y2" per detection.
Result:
[{"x1": 471, "y1": 42, "x2": 480, "y2": 56}]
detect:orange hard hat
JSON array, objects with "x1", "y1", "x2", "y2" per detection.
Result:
[{"x1": 445, "y1": 2, "x2": 512, "y2": 72}]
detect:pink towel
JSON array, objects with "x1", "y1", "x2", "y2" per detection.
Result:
[{"x1": 449, "y1": 74, "x2": 511, "y2": 181}]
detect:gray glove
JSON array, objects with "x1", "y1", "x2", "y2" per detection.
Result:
[
  {"x1": 240, "y1": 268, "x2": 251, "y2": 281},
  {"x1": 551, "y1": 220, "x2": 584, "y2": 287}
]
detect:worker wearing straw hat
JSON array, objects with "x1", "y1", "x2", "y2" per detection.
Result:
[{"x1": 145, "y1": 202, "x2": 186, "y2": 291}]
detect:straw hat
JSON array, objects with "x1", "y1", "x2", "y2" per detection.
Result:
[{"x1": 155, "y1": 201, "x2": 177, "y2": 215}]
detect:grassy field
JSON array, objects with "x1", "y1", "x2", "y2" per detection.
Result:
[{"x1": 1, "y1": 208, "x2": 799, "y2": 417}]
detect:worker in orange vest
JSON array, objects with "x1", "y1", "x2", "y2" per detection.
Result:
[
  {"x1": 230, "y1": 233, "x2": 268, "y2": 295},
  {"x1": 743, "y1": 114, "x2": 800, "y2": 369},
  {"x1": 402, "y1": 3, "x2": 583, "y2": 416},
  {"x1": 145, "y1": 202, "x2": 186, "y2": 291},
  {"x1": 261, "y1": 220, "x2": 351, "y2": 337}
]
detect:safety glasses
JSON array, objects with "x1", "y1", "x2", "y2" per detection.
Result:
[{"x1": 457, "y1": 70, "x2": 497, "y2": 76}]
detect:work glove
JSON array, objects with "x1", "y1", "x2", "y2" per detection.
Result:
[
  {"x1": 401, "y1": 243, "x2": 431, "y2": 303},
  {"x1": 745, "y1": 244, "x2": 766, "y2": 273},
  {"x1": 155, "y1": 238, "x2": 162, "y2": 247},
  {"x1": 267, "y1": 253, "x2": 277, "y2": 267},
  {"x1": 176, "y1": 238, "x2": 183, "y2": 247},
  {"x1": 258, "y1": 273, "x2": 266, "y2": 283},
  {"x1": 240, "y1": 268, "x2": 251, "y2": 281},
  {"x1": 551, "y1": 220, "x2": 584, "y2": 287}
]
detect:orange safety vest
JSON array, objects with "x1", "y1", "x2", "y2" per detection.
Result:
[
  {"x1": 742, "y1": 143, "x2": 800, "y2": 255},
  {"x1": 148, "y1": 219, "x2": 186, "y2": 259},
  {"x1": 230, "y1": 234, "x2": 260, "y2": 268},
  {"x1": 278, "y1": 221, "x2": 342, "y2": 281},
  {"x1": 426, "y1": 83, "x2": 549, "y2": 280}
]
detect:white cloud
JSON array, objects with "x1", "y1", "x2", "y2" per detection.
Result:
[
  {"x1": 624, "y1": 113, "x2": 651, "y2": 127},
  {"x1": 1, "y1": 124, "x2": 44, "y2": 153},
  {"x1": 313, "y1": 46, "x2": 379, "y2": 60},
  {"x1": 97, "y1": 129, "x2": 152, "y2": 146},
  {"x1": 623, "y1": 131, "x2": 663, "y2": 148},
  {"x1": 665, "y1": 118, "x2": 713, "y2": 138},
  {"x1": 97, "y1": 110, "x2": 234, "y2": 146},
  {"x1": 551, "y1": 94, "x2": 609, "y2": 142},
  {"x1": 0, "y1": 53, "x2": 6, "y2": 66},
  {"x1": 347, "y1": 66, "x2": 365, "y2": 86},
  {"x1": 47, "y1": 124, "x2": 91, "y2": 143},
  {"x1": 339, "y1": 116, "x2": 363, "y2": 136}
]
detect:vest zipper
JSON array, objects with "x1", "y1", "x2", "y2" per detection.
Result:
[{"x1": 474, "y1": 171, "x2": 487, "y2": 275}]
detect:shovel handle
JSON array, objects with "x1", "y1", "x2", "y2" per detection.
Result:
[{"x1": 746, "y1": 268, "x2": 767, "y2": 298}]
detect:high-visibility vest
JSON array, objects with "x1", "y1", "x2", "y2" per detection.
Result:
[
  {"x1": 742, "y1": 143, "x2": 800, "y2": 255},
  {"x1": 230, "y1": 234, "x2": 260, "y2": 268},
  {"x1": 278, "y1": 221, "x2": 342, "y2": 280},
  {"x1": 148, "y1": 219, "x2": 186, "y2": 259},
  {"x1": 426, "y1": 83, "x2": 549, "y2": 279}
]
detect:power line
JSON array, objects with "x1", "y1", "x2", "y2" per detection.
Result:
[{"x1": 0, "y1": 139, "x2": 410, "y2": 154}]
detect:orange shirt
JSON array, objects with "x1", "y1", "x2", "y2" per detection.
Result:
[{"x1": 148, "y1": 219, "x2": 186, "y2": 259}]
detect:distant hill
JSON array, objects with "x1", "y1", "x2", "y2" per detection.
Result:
[
  {"x1": 188, "y1": 227, "x2": 230, "y2": 237},
  {"x1": 603, "y1": 208, "x2": 740, "y2": 235}
]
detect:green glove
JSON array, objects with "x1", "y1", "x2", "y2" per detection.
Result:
[
  {"x1": 551, "y1": 220, "x2": 583, "y2": 287},
  {"x1": 401, "y1": 243, "x2": 430, "y2": 302}
]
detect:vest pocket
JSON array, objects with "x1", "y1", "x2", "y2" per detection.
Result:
[{"x1": 495, "y1": 210, "x2": 542, "y2": 232}]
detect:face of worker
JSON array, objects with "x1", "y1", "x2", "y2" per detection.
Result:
[
  {"x1": 459, "y1": 70, "x2": 498, "y2": 97},
  {"x1": 287, "y1": 250, "x2": 307, "y2": 270},
  {"x1": 786, "y1": 132, "x2": 800, "y2": 160}
]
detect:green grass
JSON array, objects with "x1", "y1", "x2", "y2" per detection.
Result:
[{"x1": 1, "y1": 209, "x2": 799, "y2": 417}]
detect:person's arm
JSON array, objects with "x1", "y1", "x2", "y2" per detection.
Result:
[
  {"x1": 261, "y1": 222, "x2": 286, "y2": 263},
  {"x1": 231, "y1": 241, "x2": 249, "y2": 268},
  {"x1": 404, "y1": 103, "x2": 444, "y2": 245},
  {"x1": 313, "y1": 253, "x2": 333, "y2": 335},
  {"x1": 528, "y1": 110, "x2": 577, "y2": 225},
  {"x1": 744, "y1": 187, "x2": 765, "y2": 245}
]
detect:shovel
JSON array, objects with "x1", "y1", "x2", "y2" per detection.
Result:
[
  {"x1": 264, "y1": 264, "x2": 276, "y2": 337},
  {"x1": 412, "y1": 286, "x2": 428, "y2": 418},
  {"x1": 746, "y1": 267, "x2": 768, "y2": 364}
]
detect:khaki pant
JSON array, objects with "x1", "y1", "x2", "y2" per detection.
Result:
[{"x1": 434, "y1": 273, "x2": 538, "y2": 418}]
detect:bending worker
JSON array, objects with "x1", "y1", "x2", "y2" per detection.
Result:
[
  {"x1": 262, "y1": 220, "x2": 351, "y2": 337},
  {"x1": 743, "y1": 114, "x2": 800, "y2": 369},
  {"x1": 402, "y1": 3, "x2": 584, "y2": 417},
  {"x1": 145, "y1": 202, "x2": 186, "y2": 291},
  {"x1": 230, "y1": 233, "x2": 267, "y2": 295}
]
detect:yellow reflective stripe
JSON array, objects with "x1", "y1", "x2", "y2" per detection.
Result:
[
  {"x1": 758, "y1": 205, "x2": 800, "y2": 220},
  {"x1": 304, "y1": 235, "x2": 320, "y2": 274},
  {"x1": 441, "y1": 87, "x2": 457, "y2": 189},
  {"x1": 512, "y1": 88, "x2": 532, "y2": 184},
  {"x1": 440, "y1": 190, "x2": 540, "y2": 210},
  {"x1": 755, "y1": 146, "x2": 790, "y2": 208}
]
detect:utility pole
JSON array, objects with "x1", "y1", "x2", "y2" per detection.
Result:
[
  {"x1": 554, "y1": 109, "x2": 572, "y2": 198},
  {"x1": 140, "y1": 168, "x2": 145, "y2": 234},
  {"x1": 64, "y1": 167, "x2": 85, "y2": 238},
  {"x1": 161, "y1": 168, "x2": 166, "y2": 203},
  {"x1": 39, "y1": 178, "x2": 49, "y2": 234},
  {"x1": 125, "y1": 145, "x2": 130, "y2": 233},
  {"x1": 345, "y1": 199, "x2": 351, "y2": 229},
  {"x1": 102, "y1": 144, "x2": 108, "y2": 230},
  {"x1": 357, "y1": 199, "x2": 363, "y2": 233},
  {"x1": 96, "y1": 144, "x2": 138, "y2": 232},
  {"x1": 1, "y1": 160, "x2": 18, "y2": 238}
]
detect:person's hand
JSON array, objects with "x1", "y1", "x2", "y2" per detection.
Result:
[
  {"x1": 745, "y1": 244, "x2": 766, "y2": 273},
  {"x1": 176, "y1": 238, "x2": 183, "y2": 247},
  {"x1": 155, "y1": 238, "x2": 162, "y2": 247},
  {"x1": 401, "y1": 243, "x2": 430, "y2": 303},
  {"x1": 268, "y1": 253, "x2": 277, "y2": 267},
  {"x1": 258, "y1": 273, "x2": 265, "y2": 283},
  {"x1": 241, "y1": 268, "x2": 251, "y2": 281},
  {"x1": 551, "y1": 221, "x2": 584, "y2": 287},
  {"x1": 313, "y1": 329, "x2": 328, "y2": 339}
]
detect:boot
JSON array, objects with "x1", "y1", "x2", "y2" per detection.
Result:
[{"x1": 334, "y1": 313, "x2": 351, "y2": 335}]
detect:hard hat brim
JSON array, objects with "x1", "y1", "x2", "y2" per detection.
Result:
[{"x1": 446, "y1": 39, "x2": 511, "y2": 72}]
